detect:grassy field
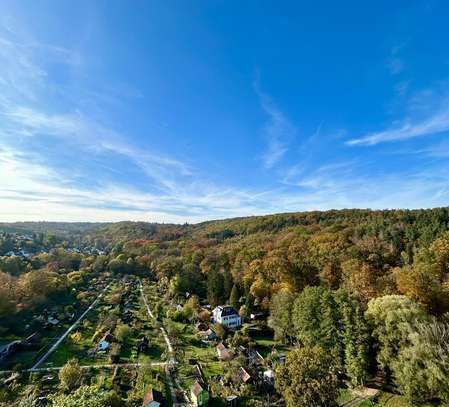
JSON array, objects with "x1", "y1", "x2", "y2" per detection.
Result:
[
  {"x1": 376, "y1": 391, "x2": 437, "y2": 407},
  {"x1": 134, "y1": 287, "x2": 171, "y2": 362},
  {"x1": 251, "y1": 334, "x2": 290, "y2": 358},
  {"x1": 178, "y1": 329, "x2": 221, "y2": 383}
]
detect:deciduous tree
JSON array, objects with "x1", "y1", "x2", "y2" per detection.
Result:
[
  {"x1": 365, "y1": 295, "x2": 428, "y2": 373},
  {"x1": 275, "y1": 346, "x2": 338, "y2": 407},
  {"x1": 393, "y1": 319, "x2": 449, "y2": 404}
]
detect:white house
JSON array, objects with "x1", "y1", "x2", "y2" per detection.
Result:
[{"x1": 212, "y1": 305, "x2": 241, "y2": 329}]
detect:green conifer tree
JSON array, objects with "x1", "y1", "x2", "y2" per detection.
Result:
[{"x1": 229, "y1": 284, "x2": 240, "y2": 309}]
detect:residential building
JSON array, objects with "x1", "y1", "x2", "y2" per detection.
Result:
[
  {"x1": 238, "y1": 367, "x2": 251, "y2": 384},
  {"x1": 200, "y1": 329, "x2": 217, "y2": 341},
  {"x1": 212, "y1": 305, "x2": 241, "y2": 329},
  {"x1": 226, "y1": 395, "x2": 238, "y2": 407},
  {"x1": 98, "y1": 340, "x2": 109, "y2": 351},
  {"x1": 216, "y1": 343, "x2": 233, "y2": 361},
  {"x1": 190, "y1": 381, "x2": 209, "y2": 406}
]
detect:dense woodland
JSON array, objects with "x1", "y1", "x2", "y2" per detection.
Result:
[{"x1": 1, "y1": 208, "x2": 449, "y2": 406}]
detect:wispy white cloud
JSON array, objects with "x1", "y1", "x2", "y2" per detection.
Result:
[
  {"x1": 2, "y1": 139, "x2": 449, "y2": 222},
  {"x1": 261, "y1": 102, "x2": 291, "y2": 168},
  {"x1": 347, "y1": 103, "x2": 449, "y2": 146},
  {"x1": 0, "y1": 28, "x2": 282, "y2": 222},
  {"x1": 2, "y1": 16, "x2": 449, "y2": 223},
  {"x1": 1, "y1": 105, "x2": 192, "y2": 185},
  {"x1": 0, "y1": 147, "x2": 265, "y2": 222},
  {"x1": 254, "y1": 79, "x2": 295, "y2": 169},
  {"x1": 276, "y1": 159, "x2": 449, "y2": 212},
  {"x1": 399, "y1": 139, "x2": 449, "y2": 159},
  {"x1": 0, "y1": 24, "x2": 195, "y2": 198}
]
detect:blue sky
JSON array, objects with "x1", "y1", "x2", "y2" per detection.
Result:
[{"x1": 0, "y1": 1, "x2": 449, "y2": 222}]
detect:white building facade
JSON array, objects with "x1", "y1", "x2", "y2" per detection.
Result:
[{"x1": 212, "y1": 305, "x2": 241, "y2": 329}]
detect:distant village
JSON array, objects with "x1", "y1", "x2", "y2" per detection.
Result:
[{"x1": 0, "y1": 231, "x2": 106, "y2": 259}]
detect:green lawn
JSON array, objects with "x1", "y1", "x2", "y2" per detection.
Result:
[
  {"x1": 127, "y1": 292, "x2": 166, "y2": 364},
  {"x1": 251, "y1": 334, "x2": 291, "y2": 358},
  {"x1": 338, "y1": 388, "x2": 356, "y2": 405},
  {"x1": 376, "y1": 391, "x2": 437, "y2": 407},
  {"x1": 173, "y1": 327, "x2": 224, "y2": 394}
]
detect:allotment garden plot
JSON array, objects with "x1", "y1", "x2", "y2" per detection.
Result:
[
  {"x1": 0, "y1": 277, "x2": 110, "y2": 371},
  {"x1": 44, "y1": 278, "x2": 166, "y2": 368}
]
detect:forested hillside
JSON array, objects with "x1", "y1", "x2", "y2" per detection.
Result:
[
  {"x1": 1, "y1": 207, "x2": 449, "y2": 406},
  {"x1": 85, "y1": 208, "x2": 449, "y2": 313},
  {"x1": 91, "y1": 208, "x2": 449, "y2": 405}
]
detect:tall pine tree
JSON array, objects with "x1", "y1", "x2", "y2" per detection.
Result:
[
  {"x1": 229, "y1": 284, "x2": 240, "y2": 309},
  {"x1": 207, "y1": 269, "x2": 224, "y2": 306}
]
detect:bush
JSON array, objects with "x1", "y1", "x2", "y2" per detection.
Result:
[
  {"x1": 59, "y1": 358, "x2": 82, "y2": 391},
  {"x1": 213, "y1": 323, "x2": 227, "y2": 340},
  {"x1": 69, "y1": 331, "x2": 82, "y2": 344},
  {"x1": 109, "y1": 343, "x2": 121, "y2": 363},
  {"x1": 91, "y1": 329, "x2": 102, "y2": 344},
  {"x1": 171, "y1": 310, "x2": 186, "y2": 322},
  {"x1": 49, "y1": 385, "x2": 111, "y2": 406},
  {"x1": 115, "y1": 323, "x2": 132, "y2": 343}
]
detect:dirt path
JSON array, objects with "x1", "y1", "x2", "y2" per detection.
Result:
[
  {"x1": 30, "y1": 283, "x2": 112, "y2": 370},
  {"x1": 0, "y1": 361, "x2": 167, "y2": 375},
  {"x1": 139, "y1": 280, "x2": 189, "y2": 406}
]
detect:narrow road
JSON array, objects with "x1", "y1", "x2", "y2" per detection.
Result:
[
  {"x1": 139, "y1": 281, "x2": 188, "y2": 406},
  {"x1": 0, "y1": 361, "x2": 167, "y2": 375},
  {"x1": 31, "y1": 283, "x2": 111, "y2": 370}
]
